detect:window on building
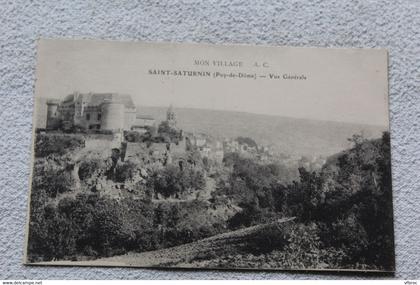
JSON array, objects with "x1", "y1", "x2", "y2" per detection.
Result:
[
  {"x1": 86, "y1": 114, "x2": 90, "y2": 120},
  {"x1": 97, "y1": 113, "x2": 101, "y2": 120}
]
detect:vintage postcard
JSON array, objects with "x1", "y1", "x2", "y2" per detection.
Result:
[{"x1": 25, "y1": 39, "x2": 394, "y2": 272}]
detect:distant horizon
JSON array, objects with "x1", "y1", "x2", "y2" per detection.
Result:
[
  {"x1": 136, "y1": 103, "x2": 389, "y2": 129},
  {"x1": 34, "y1": 95, "x2": 387, "y2": 157},
  {"x1": 36, "y1": 95, "x2": 389, "y2": 129}
]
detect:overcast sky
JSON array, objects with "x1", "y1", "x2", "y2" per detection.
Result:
[{"x1": 35, "y1": 39, "x2": 389, "y2": 127}]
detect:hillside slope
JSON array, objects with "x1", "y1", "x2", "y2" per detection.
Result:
[
  {"x1": 34, "y1": 98, "x2": 386, "y2": 157},
  {"x1": 138, "y1": 106, "x2": 386, "y2": 157},
  {"x1": 36, "y1": 217, "x2": 295, "y2": 268}
]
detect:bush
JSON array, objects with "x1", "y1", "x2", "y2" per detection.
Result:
[
  {"x1": 150, "y1": 165, "x2": 206, "y2": 198},
  {"x1": 35, "y1": 134, "x2": 85, "y2": 157},
  {"x1": 124, "y1": 131, "x2": 142, "y2": 142},
  {"x1": 78, "y1": 158, "x2": 106, "y2": 181},
  {"x1": 115, "y1": 161, "x2": 139, "y2": 183},
  {"x1": 157, "y1": 121, "x2": 181, "y2": 143},
  {"x1": 235, "y1": 136, "x2": 258, "y2": 149},
  {"x1": 247, "y1": 223, "x2": 290, "y2": 254},
  {"x1": 228, "y1": 202, "x2": 261, "y2": 229},
  {"x1": 27, "y1": 193, "x2": 156, "y2": 262},
  {"x1": 32, "y1": 164, "x2": 76, "y2": 198}
]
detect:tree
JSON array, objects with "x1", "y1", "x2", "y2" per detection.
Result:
[
  {"x1": 35, "y1": 134, "x2": 85, "y2": 157},
  {"x1": 150, "y1": 165, "x2": 206, "y2": 198},
  {"x1": 124, "y1": 131, "x2": 142, "y2": 142},
  {"x1": 236, "y1": 136, "x2": 258, "y2": 148},
  {"x1": 115, "y1": 161, "x2": 139, "y2": 183},
  {"x1": 32, "y1": 164, "x2": 76, "y2": 198},
  {"x1": 157, "y1": 121, "x2": 180, "y2": 143},
  {"x1": 78, "y1": 158, "x2": 106, "y2": 181}
]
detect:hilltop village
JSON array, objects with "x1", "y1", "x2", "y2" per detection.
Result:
[
  {"x1": 40, "y1": 92, "x2": 293, "y2": 200},
  {"x1": 29, "y1": 92, "x2": 394, "y2": 271}
]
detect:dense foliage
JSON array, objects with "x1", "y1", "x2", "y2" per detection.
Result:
[
  {"x1": 28, "y1": 193, "x2": 154, "y2": 260},
  {"x1": 35, "y1": 134, "x2": 84, "y2": 157},
  {"x1": 220, "y1": 132, "x2": 394, "y2": 270},
  {"x1": 157, "y1": 121, "x2": 182, "y2": 143},
  {"x1": 235, "y1": 136, "x2": 258, "y2": 149},
  {"x1": 124, "y1": 126, "x2": 157, "y2": 143},
  {"x1": 148, "y1": 165, "x2": 206, "y2": 198},
  {"x1": 27, "y1": 131, "x2": 394, "y2": 270}
]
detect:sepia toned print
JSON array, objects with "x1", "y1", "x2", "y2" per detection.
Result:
[{"x1": 25, "y1": 39, "x2": 394, "y2": 271}]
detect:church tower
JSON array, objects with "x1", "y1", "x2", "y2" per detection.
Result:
[{"x1": 166, "y1": 104, "x2": 177, "y2": 128}]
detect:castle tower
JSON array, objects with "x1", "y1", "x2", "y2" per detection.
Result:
[
  {"x1": 100, "y1": 100, "x2": 125, "y2": 131},
  {"x1": 46, "y1": 99, "x2": 60, "y2": 130},
  {"x1": 167, "y1": 104, "x2": 177, "y2": 128},
  {"x1": 73, "y1": 92, "x2": 84, "y2": 117}
]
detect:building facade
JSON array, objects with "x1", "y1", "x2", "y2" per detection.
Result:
[{"x1": 46, "y1": 92, "x2": 153, "y2": 132}]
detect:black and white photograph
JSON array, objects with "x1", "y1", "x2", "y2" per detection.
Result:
[{"x1": 25, "y1": 39, "x2": 395, "y2": 272}]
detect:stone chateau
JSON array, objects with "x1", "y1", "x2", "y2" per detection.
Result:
[{"x1": 46, "y1": 92, "x2": 155, "y2": 132}]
